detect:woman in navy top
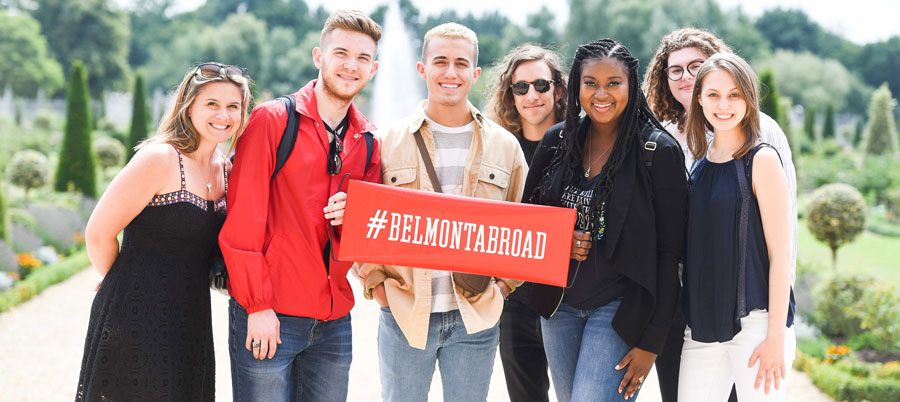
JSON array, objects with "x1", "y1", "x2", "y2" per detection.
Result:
[{"x1": 680, "y1": 53, "x2": 795, "y2": 402}]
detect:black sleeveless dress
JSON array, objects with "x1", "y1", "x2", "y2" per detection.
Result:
[{"x1": 76, "y1": 151, "x2": 226, "y2": 402}]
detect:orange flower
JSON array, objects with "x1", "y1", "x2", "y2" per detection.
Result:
[
  {"x1": 16, "y1": 253, "x2": 42, "y2": 269},
  {"x1": 7, "y1": 272, "x2": 20, "y2": 280},
  {"x1": 825, "y1": 345, "x2": 851, "y2": 363}
]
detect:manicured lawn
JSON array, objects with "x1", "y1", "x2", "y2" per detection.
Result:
[{"x1": 798, "y1": 219, "x2": 900, "y2": 282}]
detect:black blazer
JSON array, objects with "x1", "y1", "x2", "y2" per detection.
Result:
[{"x1": 523, "y1": 117, "x2": 687, "y2": 354}]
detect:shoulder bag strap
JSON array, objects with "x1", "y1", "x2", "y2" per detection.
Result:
[
  {"x1": 412, "y1": 130, "x2": 443, "y2": 193},
  {"x1": 733, "y1": 157, "x2": 751, "y2": 317},
  {"x1": 364, "y1": 131, "x2": 374, "y2": 174}
]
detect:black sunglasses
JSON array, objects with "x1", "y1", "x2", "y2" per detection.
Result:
[
  {"x1": 510, "y1": 79, "x2": 553, "y2": 96},
  {"x1": 325, "y1": 117, "x2": 349, "y2": 175},
  {"x1": 194, "y1": 63, "x2": 248, "y2": 80}
]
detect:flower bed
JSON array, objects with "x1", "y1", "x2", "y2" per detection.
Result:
[
  {"x1": 0, "y1": 249, "x2": 89, "y2": 313},
  {"x1": 794, "y1": 351, "x2": 900, "y2": 402}
]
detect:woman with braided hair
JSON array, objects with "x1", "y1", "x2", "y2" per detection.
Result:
[{"x1": 522, "y1": 39, "x2": 687, "y2": 401}]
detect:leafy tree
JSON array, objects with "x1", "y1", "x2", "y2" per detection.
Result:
[
  {"x1": 54, "y1": 62, "x2": 96, "y2": 197},
  {"x1": 863, "y1": 83, "x2": 900, "y2": 158},
  {"x1": 267, "y1": 29, "x2": 320, "y2": 96},
  {"x1": 30, "y1": 0, "x2": 130, "y2": 96},
  {"x1": 524, "y1": 6, "x2": 560, "y2": 47},
  {"x1": 856, "y1": 37, "x2": 900, "y2": 102},
  {"x1": 127, "y1": 73, "x2": 149, "y2": 161},
  {"x1": 0, "y1": 11, "x2": 64, "y2": 97},
  {"x1": 755, "y1": 50, "x2": 861, "y2": 112},
  {"x1": 754, "y1": 7, "x2": 859, "y2": 66},
  {"x1": 6, "y1": 150, "x2": 50, "y2": 205},
  {"x1": 822, "y1": 103, "x2": 836, "y2": 139},
  {"x1": 143, "y1": 14, "x2": 267, "y2": 93},
  {"x1": 759, "y1": 69, "x2": 783, "y2": 125},
  {"x1": 804, "y1": 106, "x2": 817, "y2": 141},
  {"x1": 805, "y1": 183, "x2": 866, "y2": 270}
]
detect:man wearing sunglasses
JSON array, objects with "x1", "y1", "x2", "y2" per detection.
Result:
[
  {"x1": 483, "y1": 44, "x2": 567, "y2": 402},
  {"x1": 219, "y1": 9, "x2": 381, "y2": 402},
  {"x1": 354, "y1": 23, "x2": 527, "y2": 401}
]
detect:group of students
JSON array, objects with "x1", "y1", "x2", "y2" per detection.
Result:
[{"x1": 74, "y1": 8, "x2": 796, "y2": 402}]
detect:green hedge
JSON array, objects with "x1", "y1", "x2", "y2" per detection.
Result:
[
  {"x1": 0, "y1": 249, "x2": 89, "y2": 313},
  {"x1": 794, "y1": 351, "x2": 900, "y2": 402}
]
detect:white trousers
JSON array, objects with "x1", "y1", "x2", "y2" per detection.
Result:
[{"x1": 678, "y1": 310, "x2": 796, "y2": 402}]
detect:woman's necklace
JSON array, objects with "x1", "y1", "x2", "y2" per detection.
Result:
[{"x1": 585, "y1": 131, "x2": 612, "y2": 178}]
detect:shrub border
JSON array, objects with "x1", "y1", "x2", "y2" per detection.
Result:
[
  {"x1": 0, "y1": 249, "x2": 88, "y2": 313},
  {"x1": 794, "y1": 351, "x2": 900, "y2": 402}
]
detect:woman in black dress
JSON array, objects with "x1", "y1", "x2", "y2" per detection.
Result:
[{"x1": 76, "y1": 63, "x2": 251, "y2": 401}]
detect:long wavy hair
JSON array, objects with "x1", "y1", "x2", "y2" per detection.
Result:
[
  {"x1": 138, "y1": 63, "x2": 252, "y2": 155},
  {"x1": 484, "y1": 44, "x2": 567, "y2": 137},
  {"x1": 643, "y1": 28, "x2": 732, "y2": 129},
  {"x1": 531, "y1": 39, "x2": 664, "y2": 240},
  {"x1": 686, "y1": 53, "x2": 761, "y2": 161}
]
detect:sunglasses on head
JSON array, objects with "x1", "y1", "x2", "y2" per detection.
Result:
[
  {"x1": 194, "y1": 63, "x2": 248, "y2": 80},
  {"x1": 510, "y1": 79, "x2": 553, "y2": 96}
]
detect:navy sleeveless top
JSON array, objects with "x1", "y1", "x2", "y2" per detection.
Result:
[{"x1": 684, "y1": 144, "x2": 795, "y2": 343}]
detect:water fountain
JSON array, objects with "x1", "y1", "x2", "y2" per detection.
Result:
[{"x1": 370, "y1": 1, "x2": 424, "y2": 131}]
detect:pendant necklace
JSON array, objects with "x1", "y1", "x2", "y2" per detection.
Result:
[{"x1": 585, "y1": 130, "x2": 612, "y2": 178}]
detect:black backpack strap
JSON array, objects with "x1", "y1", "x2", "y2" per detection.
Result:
[
  {"x1": 363, "y1": 131, "x2": 374, "y2": 174},
  {"x1": 643, "y1": 128, "x2": 661, "y2": 170},
  {"x1": 271, "y1": 95, "x2": 299, "y2": 181}
]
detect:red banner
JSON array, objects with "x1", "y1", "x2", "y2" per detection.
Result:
[{"x1": 338, "y1": 180, "x2": 576, "y2": 287}]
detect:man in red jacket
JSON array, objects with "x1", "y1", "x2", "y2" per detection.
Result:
[{"x1": 219, "y1": 9, "x2": 381, "y2": 402}]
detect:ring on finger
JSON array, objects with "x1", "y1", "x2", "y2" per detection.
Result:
[
  {"x1": 576, "y1": 240, "x2": 581, "y2": 247},
  {"x1": 251, "y1": 340, "x2": 261, "y2": 349},
  {"x1": 637, "y1": 376, "x2": 645, "y2": 384}
]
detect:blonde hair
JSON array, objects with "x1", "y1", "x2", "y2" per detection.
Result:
[
  {"x1": 686, "y1": 53, "x2": 761, "y2": 161},
  {"x1": 422, "y1": 23, "x2": 479, "y2": 64},
  {"x1": 643, "y1": 28, "x2": 732, "y2": 129},
  {"x1": 320, "y1": 9, "x2": 382, "y2": 48},
  {"x1": 485, "y1": 44, "x2": 567, "y2": 137},
  {"x1": 138, "y1": 64, "x2": 252, "y2": 155}
]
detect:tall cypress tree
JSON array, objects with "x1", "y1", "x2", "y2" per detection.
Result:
[
  {"x1": 853, "y1": 118, "x2": 865, "y2": 147},
  {"x1": 822, "y1": 103, "x2": 836, "y2": 139},
  {"x1": 54, "y1": 61, "x2": 96, "y2": 197},
  {"x1": 127, "y1": 73, "x2": 149, "y2": 161},
  {"x1": 864, "y1": 83, "x2": 900, "y2": 158},
  {"x1": 759, "y1": 69, "x2": 783, "y2": 126},
  {"x1": 804, "y1": 106, "x2": 817, "y2": 141},
  {"x1": 0, "y1": 180, "x2": 8, "y2": 243}
]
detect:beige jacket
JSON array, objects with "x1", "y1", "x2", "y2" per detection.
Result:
[{"x1": 355, "y1": 100, "x2": 528, "y2": 349}]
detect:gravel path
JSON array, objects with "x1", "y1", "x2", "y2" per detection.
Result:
[{"x1": 0, "y1": 267, "x2": 833, "y2": 401}]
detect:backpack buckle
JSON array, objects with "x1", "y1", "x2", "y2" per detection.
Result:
[{"x1": 644, "y1": 141, "x2": 657, "y2": 151}]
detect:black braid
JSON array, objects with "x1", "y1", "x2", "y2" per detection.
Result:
[{"x1": 530, "y1": 39, "x2": 665, "y2": 241}]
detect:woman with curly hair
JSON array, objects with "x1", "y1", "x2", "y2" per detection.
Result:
[
  {"x1": 523, "y1": 38, "x2": 687, "y2": 401},
  {"x1": 643, "y1": 28, "x2": 798, "y2": 402}
]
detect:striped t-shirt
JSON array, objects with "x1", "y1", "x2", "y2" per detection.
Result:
[{"x1": 426, "y1": 117, "x2": 474, "y2": 312}]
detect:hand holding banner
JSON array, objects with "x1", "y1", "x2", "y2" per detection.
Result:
[{"x1": 338, "y1": 180, "x2": 576, "y2": 287}]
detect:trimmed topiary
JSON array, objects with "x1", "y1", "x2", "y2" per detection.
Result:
[
  {"x1": 805, "y1": 183, "x2": 867, "y2": 269},
  {"x1": 863, "y1": 83, "x2": 900, "y2": 158},
  {"x1": 5, "y1": 150, "x2": 50, "y2": 205},
  {"x1": 54, "y1": 61, "x2": 96, "y2": 197},
  {"x1": 93, "y1": 136, "x2": 125, "y2": 170}
]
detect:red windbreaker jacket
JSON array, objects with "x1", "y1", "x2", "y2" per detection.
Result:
[{"x1": 219, "y1": 80, "x2": 381, "y2": 319}]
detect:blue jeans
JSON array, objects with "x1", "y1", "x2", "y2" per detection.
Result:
[
  {"x1": 228, "y1": 298, "x2": 352, "y2": 402},
  {"x1": 541, "y1": 299, "x2": 636, "y2": 402},
  {"x1": 378, "y1": 307, "x2": 498, "y2": 402}
]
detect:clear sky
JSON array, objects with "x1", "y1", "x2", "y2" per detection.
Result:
[{"x1": 159, "y1": 0, "x2": 900, "y2": 45}]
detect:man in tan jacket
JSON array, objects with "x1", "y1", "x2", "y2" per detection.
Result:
[{"x1": 356, "y1": 22, "x2": 527, "y2": 402}]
